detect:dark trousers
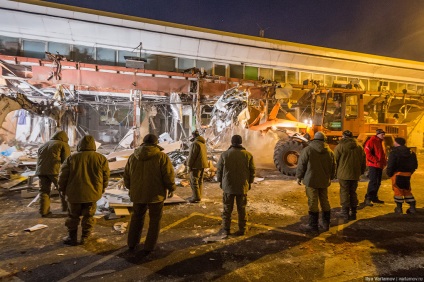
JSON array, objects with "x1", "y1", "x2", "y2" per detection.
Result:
[
  {"x1": 38, "y1": 175, "x2": 58, "y2": 215},
  {"x1": 305, "y1": 186, "x2": 331, "y2": 213},
  {"x1": 222, "y1": 193, "x2": 247, "y2": 231},
  {"x1": 190, "y1": 169, "x2": 204, "y2": 200},
  {"x1": 127, "y1": 202, "x2": 164, "y2": 251},
  {"x1": 65, "y1": 202, "x2": 96, "y2": 235},
  {"x1": 339, "y1": 179, "x2": 359, "y2": 209},
  {"x1": 366, "y1": 166, "x2": 383, "y2": 200},
  {"x1": 38, "y1": 175, "x2": 67, "y2": 215}
]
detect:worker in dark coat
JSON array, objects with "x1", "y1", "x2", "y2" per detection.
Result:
[
  {"x1": 364, "y1": 128, "x2": 387, "y2": 206},
  {"x1": 35, "y1": 130, "x2": 70, "y2": 217},
  {"x1": 296, "y1": 131, "x2": 336, "y2": 234},
  {"x1": 124, "y1": 134, "x2": 176, "y2": 253},
  {"x1": 58, "y1": 135, "x2": 110, "y2": 245},
  {"x1": 216, "y1": 135, "x2": 255, "y2": 236},
  {"x1": 386, "y1": 137, "x2": 418, "y2": 214},
  {"x1": 334, "y1": 130, "x2": 366, "y2": 221},
  {"x1": 186, "y1": 130, "x2": 209, "y2": 203}
]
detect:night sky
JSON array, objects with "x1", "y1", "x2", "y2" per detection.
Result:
[{"x1": 43, "y1": 0, "x2": 424, "y2": 62}]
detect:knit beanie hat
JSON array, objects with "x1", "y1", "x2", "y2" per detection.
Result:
[
  {"x1": 231, "y1": 135, "x2": 243, "y2": 145},
  {"x1": 376, "y1": 129, "x2": 385, "y2": 135},
  {"x1": 314, "y1": 131, "x2": 326, "y2": 141},
  {"x1": 394, "y1": 137, "x2": 406, "y2": 146},
  {"x1": 342, "y1": 130, "x2": 353, "y2": 138},
  {"x1": 143, "y1": 134, "x2": 158, "y2": 145}
]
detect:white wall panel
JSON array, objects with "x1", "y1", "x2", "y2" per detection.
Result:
[{"x1": 1, "y1": 1, "x2": 424, "y2": 84}]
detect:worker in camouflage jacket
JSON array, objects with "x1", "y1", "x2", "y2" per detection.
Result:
[
  {"x1": 217, "y1": 135, "x2": 255, "y2": 236},
  {"x1": 58, "y1": 135, "x2": 110, "y2": 246},
  {"x1": 334, "y1": 130, "x2": 366, "y2": 222},
  {"x1": 296, "y1": 131, "x2": 336, "y2": 234},
  {"x1": 386, "y1": 137, "x2": 418, "y2": 214},
  {"x1": 186, "y1": 130, "x2": 209, "y2": 203},
  {"x1": 35, "y1": 130, "x2": 70, "y2": 217},
  {"x1": 124, "y1": 134, "x2": 176, "y2": 253}
]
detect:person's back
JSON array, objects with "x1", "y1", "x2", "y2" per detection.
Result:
[
  {"x1": 187, "y1": 134, "x2": 208, "y2": 170},
  {"x1": 36, "y1": 130, "x2": 70, "y2": 217},
  {"x1": 59, "y1": 135, "x2": 109, "y2": 203},
  {"x1": 218, "y1": 145, "x2": 255, "y2": 195},
  {"x1": 385, "y1": 137, "x2": 418, "y2": 214},
  {"x1": 36, "y1": 130, "x2": 70, "y2": 175},
  {"x1": 217, "y1": 135, "x2": 255, "y2": 236},
  {"x1": 187, "y1": 130, "x2": 209, "y2": 202},
  {"x1": 334, "y1": 137, "x2": 366, "y2": 181},
  {"x1": 386, "y1": 145, "x2": 418, "y2": 176},
  {"x1": 124, "y1": 134, "x2": 176, "y2": 252},
  {"x1": 297, "y1": 139, "x2": 335, "y2": 188},
  {"x1": 296, "y1": 131, "x2": 335, "y2": 234},
  {"x1": 334, "y1": 130, "x2": 366, "y2": 222},
  {"x1": 59, "y1": 135, "x2": 110, "y2": 246},
  {"x1": 124, "y1": 143, "x2": 175, "y2": 203}
]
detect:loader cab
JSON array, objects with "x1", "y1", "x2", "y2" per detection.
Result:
[
  {"x1": 312, "y1": 92, "x2": 343, "y2": 131},
  {"x1": 313, "y1": 91, "x2": 362, "y2": 133}
]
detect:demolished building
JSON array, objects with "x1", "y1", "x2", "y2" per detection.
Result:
[{"x1": 0, "y1": 0, "x2": 423, "y2": 169}]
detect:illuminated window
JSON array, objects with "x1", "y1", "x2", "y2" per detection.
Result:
[
  {"x1": 369, "y1": 80, "x2": 379, "y2": 91},
  {"x1": 361, "y1": 79, "x2": 369, "y2": 90},
  {"x1": 214, "y1": 64, "x2": 227, "y2": 76},
  {"x1": 274, "y1": 70, "x2": 285, "y2": 83},
  {"x1": 345, "y1": 94, "x2": 358, "y2": 118},
  {"x1": 244, "y1": 66, "x2": 258, "y2": 80},
  {"x1": 324, "y1": 75, "x2": 335, "y2": 87},
  {"x1": 397, "y1": 83, "x2": 406, "y2": 93},
  {"x1": 230, "y1": 64, "x2": 243, "y2": 79},
  {"x1": 407, "y1": 84, "x2": 417, "y2": 92},
  {"x1": 260, "y1": 68, "x2": 273, "y2": 80},
  {"x1": 287, "y1": 71, "x2": 298, "y2": 84},
  {"x1": 389, "y1": 82, "x2": 398, "y2": 91},
  {"x1": 301, "y1": 72, "x2": 312, "y2": 82},
  {"x1": 312, "y1": 73, "x2": 324, "y2": 82}
]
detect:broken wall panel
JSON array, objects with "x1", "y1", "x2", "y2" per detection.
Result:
[{"x1": 30, "y1": 65, "x2": 193, "y2": 94}]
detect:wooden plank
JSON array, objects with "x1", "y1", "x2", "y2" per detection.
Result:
[
  {"x1": 113, "y1": 207, "x2": 130, "y2": 216},
  {"x1": 0, "y1": 176, "x2": 27, "y2": 189}
]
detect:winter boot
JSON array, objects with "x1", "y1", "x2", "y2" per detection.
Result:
[
  {"x1": 406, "y1": 201, "x2": 417, "y2": 214},
  {"x1": 300, "y1": 211, "x2": 319, "y2": 234},
  {"x1": 338, "y1": 207, "x2": 350, "y2": 222},
  {"x1": 80, "y1": 230, "x2": 91, "y2": 245},
  {"x1": 320, "y1": 211, "x2": 331, "y2": 231},
  {"x1": 394, "y1": 202, "x2": 403, "y2": 214},
  {"x1": 364, "y1": 198, "x2": 373, "y2": 207},
  {"x1": 348, "y1": 207, "x2": 357, "y2": 220},
  {"x1": 63, "y1": 230, "x2": 78, "y2": 246}
]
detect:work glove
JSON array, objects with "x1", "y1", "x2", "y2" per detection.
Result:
[
  {"x1": 296, "y1": 178, "x2": 302, "y2": 186},
  {"x1": 168, "y1": 191, "x2": 174, "y2": 198}
]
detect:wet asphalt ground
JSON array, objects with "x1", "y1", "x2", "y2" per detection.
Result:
[{"x1": 0, "y1": 155, "x2": 423, "y2": 281}]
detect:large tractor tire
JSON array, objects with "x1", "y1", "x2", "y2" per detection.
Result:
[{"x1": 273, "y1": 139, "x2": 305, "y2": 176}]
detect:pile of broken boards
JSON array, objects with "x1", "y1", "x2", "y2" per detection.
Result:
[{"x1": 0, "y1": 140, "x2": 220, "y2": 220}]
